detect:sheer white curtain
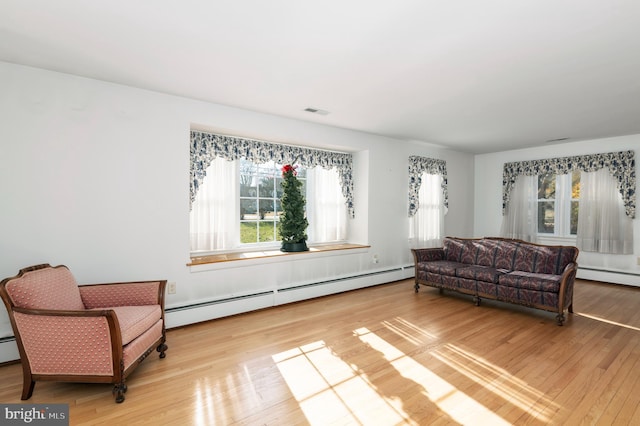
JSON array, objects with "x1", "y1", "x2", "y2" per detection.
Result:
[
  {"x1": 306, "y1": 166, "x2": 347, "y2": 243},
  {"x1": 409, "y1": 173, "x2": 445, "y2": 248},
  {"x1": 577, "y1": 168, "x2": 634, "y2": 254},
  {"x1": 500, "y1": 175, "x2": 538, "y2": 242},
  {"x1": 190, "y1": 157, "x2": 238, "y2": 252}
]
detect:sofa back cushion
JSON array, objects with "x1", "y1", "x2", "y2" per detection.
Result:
[
  {"x1": 5, "y1": 265, "x2": 85, "y2": 310},
  {"x1": 443, "y1": 237, "x2": 578, "y2": 275},
  {"x1": 443, "y1": 238, "x2": 476, "y2": 264},
  {"x1": 512, "y1": 243, "x2": 578, "y2": 274}
]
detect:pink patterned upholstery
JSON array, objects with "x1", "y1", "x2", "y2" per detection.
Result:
[
  {"x1": 6, "y1": 266, "x2": 84, "y2": 310},
  {"x1": 104, "y1": 305, "x2": 162, "y2": 345},
  {"x1": 0, "y1": 264, "x2": 167, "y2": 403},
  {"x1": 13, "y1": 312, "x2": 114, "y2": 375},
  {"x1": 81, "y1": 282, "x2": 162, "y2": 308}
]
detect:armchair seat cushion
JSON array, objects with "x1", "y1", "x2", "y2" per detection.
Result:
[{"x1": 101, "y1": 305, "x2": 162, "y2": 345}]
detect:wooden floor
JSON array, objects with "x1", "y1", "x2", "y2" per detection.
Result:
[{"x1": 1, "y1": 279, "x2": 639, "y2": 425}]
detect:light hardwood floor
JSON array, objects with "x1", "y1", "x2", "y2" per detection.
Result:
[{"x1": 1, "y1": 278, "x2": 639, "y2": 425}]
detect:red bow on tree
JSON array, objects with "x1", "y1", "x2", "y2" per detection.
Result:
[{"x1": 281, "y1": 164, "x2": 298, "y2": 176}]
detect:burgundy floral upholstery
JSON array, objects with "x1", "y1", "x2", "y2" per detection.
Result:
[
  {"x1": 413, "y1": 237, "x2": 579, "y2": 325},
  {"x1": 0, "y1": 264, "x2": 168, "y2": 403}
]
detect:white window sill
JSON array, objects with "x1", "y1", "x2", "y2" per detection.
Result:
[{"x1": 188, "y1": 243, "x2": 370, "y2": 273}]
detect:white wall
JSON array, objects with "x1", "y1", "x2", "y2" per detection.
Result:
[
  {"x1": 474, "y1": 135, "x2": 640, "y2": 285},
  {"x1": 0, "y1": 61, "x2": 475, "y2": 349}
]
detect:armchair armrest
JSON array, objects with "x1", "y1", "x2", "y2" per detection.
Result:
[
  {"x1": 79, "y1": 280, "x2": 166, "y2": 309},
  {"x1": 12, "y1": 307, "x2": 121, "y2": 376}
]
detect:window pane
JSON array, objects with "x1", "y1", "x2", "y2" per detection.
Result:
[
  {"x1": 258, "y1": 221, "x2": 276, "y2": 242},
  {"x1": 538, "y1": 201, "x2": 555, "y2": 233},
  {"x1": 259, "y1": 199, "x2": 275, "y2": 219},
  {"x1": 572, "y1": 170, "x2": 580, "y2": 199},
  {"x1": 240, "y1": 222, "x2": 257, "y2": 243},
  {"x1": 258, "y1": 177, "x2": 276, "y2": 197},
  {"x1": 570, "y1": 200, "x2": 579, "y2": 235},
  {"x1": 238, "y1": 159, "x2": 307, "y2": 246},
  {"x1": 537, "y1": 174, "x2": 556, "y2": 199},
  {"x1": 240, "y1": 199, "x2": 257, "y2": 220}
]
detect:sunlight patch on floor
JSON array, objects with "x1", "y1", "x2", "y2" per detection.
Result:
[
  {"x1": 381, "y1": 317, "x2": 439, "y2": 345},
  {"x1": 432, "y1": 344, "x2": 557, "y2": 423},
  {"x1": 272, "y1": 341, "x2": 414, "y2": 425},
  {"x1": 195, "y1": 379, "x2": 220, "y2": 426},
  {"x1": 354, "y1": 327, "x2": 511, "y2": 426},
  {"x1": 576, "y1": 312, "x2": 640, "y2": 331}
]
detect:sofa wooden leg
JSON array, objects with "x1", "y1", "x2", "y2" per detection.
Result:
[
  {"x1": 473, "y1": 296, "x2": 481, "y2": 306},
  {"x1": 556, "y1": 313, "x2": 565, "y2": 326},
  {"x1": 414, "y1": 283, "x2": 420, "y2": 293}
]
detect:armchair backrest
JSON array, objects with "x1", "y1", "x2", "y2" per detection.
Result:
[{"x1": 1, "y1": 264, "x2": 85, "y2": 311}]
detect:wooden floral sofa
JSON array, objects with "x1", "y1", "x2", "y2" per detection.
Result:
[
  {"x1": 412, "y1": 237, "x2": 579, "y2": 325},
  {"x1": 0, "y1": 264, "x2": 168, "y2": 402}
]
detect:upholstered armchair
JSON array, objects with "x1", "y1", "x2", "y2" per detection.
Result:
[{"x1": 0, "y1": 264, "x2": 168, "y2": 403}]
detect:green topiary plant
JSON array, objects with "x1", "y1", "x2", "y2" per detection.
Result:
[{"x1": 280, "y1": 164, "x2": 309, "y2": 252}]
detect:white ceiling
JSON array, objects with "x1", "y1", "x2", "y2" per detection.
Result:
[{"x1": 2, "y1": 1, "x2": 640, "y2": 154}]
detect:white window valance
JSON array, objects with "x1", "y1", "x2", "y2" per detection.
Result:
[
  {"x1": 408, "y1": 155, "x2": 448, "y2": 217},
  {"x1": 190, "y1": 130, "x2": 355, "y2": 218},
  {"x1": 502, "y1": 150, "x2": 636, "y2": 219}
]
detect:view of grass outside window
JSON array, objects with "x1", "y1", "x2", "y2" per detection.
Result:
[
  {"x1": 537, "y1": 171, "x2": 580, "y2": 235},
  {"x1": 239, "y1": 159, "x2": 306, "y2": 244}
]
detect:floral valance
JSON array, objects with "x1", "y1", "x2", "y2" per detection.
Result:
[
  {"x1": 503, "y1": 150, "x2": 636, "y2": 219},
  {"x1": 190, "y1": 130, "x2": 355, "y2": 217},
  {"x1": 408, "y1": 155, "x2": 448, "y2": 217}
]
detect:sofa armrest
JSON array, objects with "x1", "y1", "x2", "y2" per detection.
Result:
[
  {"x1": 557, "y1": 262, "x2": 579, "y2": 311},
  {"x1": 79, "y1": 280, "x2": 166, "y2": 309},
  {"x1": 12, "y1": 308, "x2": 121, "y2": 376},
  {"x1": 411, "y1": 248, "x2": 444, "y2": 263}
]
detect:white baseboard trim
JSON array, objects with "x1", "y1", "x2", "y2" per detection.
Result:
[
  {"x1": 577, "y1": 267, "x2": 640, "y2": 287},
  {"x1": 0, "y1": 338, "x2": 19, "y2": 364}
]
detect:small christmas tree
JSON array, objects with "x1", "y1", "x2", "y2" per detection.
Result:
[{"x1": 280, "y1": 164, "x2": 309, "y2": 252}]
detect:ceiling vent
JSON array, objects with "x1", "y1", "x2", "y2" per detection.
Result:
[{"x1": 304, "y1": 107, "x2": 330, "y2": 116}]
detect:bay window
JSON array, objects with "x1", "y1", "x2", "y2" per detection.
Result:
[{"x1": 189, "y1": 130, "x2": 354, "y2": 254}]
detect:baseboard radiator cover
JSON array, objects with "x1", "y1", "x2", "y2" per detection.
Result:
[
  {"x1": 0, "y1": 337, "x2": 19, "y2": 364},
  {"x1": 577, "y1": 267, "x2": 640, "y2": 288}
]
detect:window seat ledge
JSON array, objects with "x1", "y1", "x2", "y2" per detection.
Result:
[{"x1": 188, "y1": 243, "x2": 370, "y2": 271}]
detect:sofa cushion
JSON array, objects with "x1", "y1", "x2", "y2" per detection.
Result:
[
  {"x1": 512, "y1": 245, "x2": 578, "y2": 275},
  {"x1": 419, "y1": 260, "x2": 467, "y2": 277},
  {"x1": 499, "y1": 271, "x2": 563, "y2": 293},
  {"x1": 456, "y1": 265, "x2": 509, "y2": 284},
  {"x1": 102, "y1": 305, "x2": 162, "y2": 345},
  {"x1": 443, "y1": 238, "x2": 478, "y2": 264}
]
